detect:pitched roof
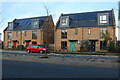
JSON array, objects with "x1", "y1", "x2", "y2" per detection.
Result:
[
  {"x1": 5, "y1": 16, "x2": 48, "y2": 31},
  {"x1": 56, "y1": 10, "x2": 115, "y2": 29}
]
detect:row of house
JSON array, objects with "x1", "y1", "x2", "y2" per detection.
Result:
[
  {"x1": 118, "y1": 1, "x2": 120, "y2": 45},
  {"x1": 3, "y1": 9, "x2": 116, "y2": 52}
]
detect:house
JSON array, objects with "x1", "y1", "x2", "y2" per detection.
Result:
[
  {"x1": 118, "y1": 1, "x2": 120, "y2": 45},
  {"x1": 54, "y1": 9, "x2": 116, "y2": 52},
  {"x1": 4, "y1": 15, "x2": 54, "y2": 49}
]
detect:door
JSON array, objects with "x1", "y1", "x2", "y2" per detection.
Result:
[
  {"x1": 91, "y1": 41, "x2": 96, "y2": 51},
  {"x1": 13, "y1": 42, "x2": 17, "y2": 48},
  {"x1": 8, "y1": 42, "x2": 11, "y2": 48},
  {"x1": 70, "y1": 42, "x2": 76, "y2": 51}
]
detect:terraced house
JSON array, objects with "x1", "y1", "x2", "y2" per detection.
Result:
[
  {"x1": 4, "y1": 15, "x2": 54, "y2": 49},
  {"x1": 55, "y1": 9, "x2": 116, "y2": 52},
  {"x1": 118, "y1": 1, "x2": 120, "y2": 43}
]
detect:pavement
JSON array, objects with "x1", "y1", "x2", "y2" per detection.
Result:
[{"x1": 1, "y1": 49, "x2": 119, "y2": 68}]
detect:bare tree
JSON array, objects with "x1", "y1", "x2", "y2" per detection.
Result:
[{"x1": 43, "y1": 4, "x2": 49, "y2": 16}]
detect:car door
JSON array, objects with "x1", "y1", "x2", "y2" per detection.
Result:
[{"x1": 33, "y1": 46, "x2": 39, "y2": 52}]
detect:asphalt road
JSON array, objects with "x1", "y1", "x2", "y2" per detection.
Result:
[{"x1": 2, "y1": 59, "x2": 119, "y2": 78}]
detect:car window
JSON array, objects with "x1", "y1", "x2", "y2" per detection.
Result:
[
  {"x1": 33, "y1": 46, "x2": 39, "y2": 48},
  {"x1": 29, "y1": 46, "x2": 33, "y2": 47}
]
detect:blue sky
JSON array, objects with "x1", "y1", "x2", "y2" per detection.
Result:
[{"x1": 0, "y1": 1, "x2": 119, "y2": 40}]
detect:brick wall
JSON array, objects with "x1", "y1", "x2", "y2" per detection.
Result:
[{"x1": 54, "y1": 26, "x2": 116, "y2": 52}]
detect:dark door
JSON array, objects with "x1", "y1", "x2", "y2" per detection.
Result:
[{"x1": 91, "y1": 41, "x2": 96, "y2": 51}]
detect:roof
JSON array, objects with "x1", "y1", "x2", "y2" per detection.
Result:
[
  {"x1": 56, "y1": 9, "x2": 115, "y2": 29},
  {"x1": 5, "y1": 16, "x2": 49, "y2": 31}
]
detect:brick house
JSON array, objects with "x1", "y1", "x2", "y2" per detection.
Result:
[
  {"x1": 4, "y1": 15, "x2": 54, "y2": 49},
  {"x1": 55, "y1": 9, "x2": 116, "y2": 52},
  {"x1": 118, "y1": 1, "x2": 120, "y2": 43}
]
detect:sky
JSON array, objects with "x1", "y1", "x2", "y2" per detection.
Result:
[{"x1": 0, "y1": 0, "x2": 119, "y2": 40}]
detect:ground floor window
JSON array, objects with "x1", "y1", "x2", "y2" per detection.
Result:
[
  {"x1": 61, "y1": 41, "x2": 67, "y2": 49},
  {"x1": 100, "y1": 41, "x2": 107, "y2": 50},
  {"x1": 7, "y1": 42, "x2": 11, "y2": 48},
  {"x1": 32, "y1": 41, "x2": 37, "y2": 44}
]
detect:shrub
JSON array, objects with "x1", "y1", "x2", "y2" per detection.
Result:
[
  {"x1": 80, "y1": 39, "x2": 91, "y2": 52},
  {"x1": 17, "y1": 45, "x2": 24, "y2": 50},
  {"x1": 108, "y1": 41, "x2": 115, "y2": 53}
]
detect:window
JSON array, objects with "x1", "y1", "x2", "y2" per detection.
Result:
[
  {"x1": 60, "y1": 16, "x2": 69, "y2": 26},
  {"x1": 61, "y1": 41, "x2": 67, "y2": 49},
  {"x1": 16, "y1": 31, "x2": 18, "y2": 36},
  {"x1": 8, "y1": 32, "x2": 12, "y2": 40},
  {"x1": 32, "y1": 31, "x2": 37, "y2": 39},
  {"x1": 8, "y1": 22, "x2": 13, "y2": 29},
  {"x1": 61, "y1": 30, "x2": 67, "y2": 39},
  {"x1": 88, "y1": 28, "x2": 91, "y2": 35},
  {"x1": 100, "y1": 41, "x2": 107, "y2": 50},
  {"x1": 33, "y1": 19, "x2": 39, "y2": 28},
  {"x1": 100, "y1": 28, "x2": 107, "y2": 38},
  {"x1": 24, "y1": 31, "x2": 26, "y2": 36},
  {"x1": 98, "y1": 13, "x2": 109, "y2": 25},
  {"x1": 75, "y1": 29, "x2": 78, "y2": 35},
  {"x1": 32, "y1": 41, "x2": 37, "y2": 44}
]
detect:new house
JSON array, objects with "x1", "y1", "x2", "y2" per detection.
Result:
[
  {"x1": 54, "y1": 9, "x2": 116, "y2": 52},
  {"x1": 4, "y1": 15, "x2": 54, "y2": 49},
  {"x1": 118, "y1": 2, "x2": 120, "y2": 43}
]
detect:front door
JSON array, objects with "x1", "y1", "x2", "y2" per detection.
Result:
[
  {"x1": 8, "y1": 42, "x2": 11, "y2": 48},
  {"x1": 13, "y1": 42, "x2": 17, "y2": 48},
  {"x1": 91, "y1": 41, "x2": 96, "y2": 51},
  {"x1": 70, "y1": 42, "x2": 76, "y2": 51}
]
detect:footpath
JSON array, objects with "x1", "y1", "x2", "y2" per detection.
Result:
[{"x1": 0, "y1": 49, "x2": 119, "y2": 68}]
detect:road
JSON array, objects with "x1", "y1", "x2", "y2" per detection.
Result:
[{"x1": 2, "y1": 59, "x2": 119, "y2": 78}]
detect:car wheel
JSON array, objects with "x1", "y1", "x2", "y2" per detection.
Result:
[
  {"x1": 40, "y1": 50, "x2": 43, "y2": 53},
  {"x1": 27, "y1": 50, "x2": 30, "y2": 53}
]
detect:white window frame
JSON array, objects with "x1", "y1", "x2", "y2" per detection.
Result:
[
  {"x1": 33, "y1": 19, "x2": 39, "y2": 28},
  {"x1": 98, "y1": 13, "x2": 109, "y2": 25},
  {"x1": 8, "y1": 32, "x2": 12, "y2": 40},
  {"x1": 88, "y1": 28, "x2": 91, "y2": 35},
  {"x1": 8, "y1": 22, "x2": 13, "y2": 29},
  {"x1": 60, "y1": 16, "x2": 69, "y2": 27},
  {"x1": 100, "y1": 28, "x2": 107, "y2": 38}
]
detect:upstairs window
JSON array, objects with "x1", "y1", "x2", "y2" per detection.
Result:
[
  {"x1": 33, "y1": 19, "x2": 39, "y2": 28},
  {"x1": 24, "y1": 31, "x2": 26, "y2": 36},
  {"x1": 75, "y1": 29, "x2": 78, "y2": 35},
  {"x1": 16, "y1": 31, "x2": 18, "y2": 36},
  {"x1": 61, "y1": 30, "x2": 67, "y2": 39},
  {"x1": 8, "y1": 32, "x2": 12, "y2": 40},
  {"x1": 98, "y1": 13, "x2": 109, "y2": 25},
  {"x1": 32, "y1": 31, "x2": 37, "y2": 39},
  {"x1": 100, "y1": 28, "x2": 107, "y2": 38},
  {"x1": 88, "y1": 28, "x2": 91, "y2": 35},
  {"x1": 60, "y1": 16, "x2": 69, "y2": 27},
  {"x1": 8, "y1": 22, "x2": 13, "y2": 30}
]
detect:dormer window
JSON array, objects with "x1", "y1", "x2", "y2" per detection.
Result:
[
  {"x1": 33, "y1": 19, "x2": 39, "y2": 28},
  {"x1": 98, "y1": 13, "x2": 109, "y2": 25},
  {"x1": 8, "y1": 22, "x2": 13, "y2": 30},
  {"x1": 60, "y1": 16, "x2": 69, "y2": 27}
]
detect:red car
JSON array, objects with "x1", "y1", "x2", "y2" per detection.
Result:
[{"x1": 26, "y1": 45, "x2": 48, "y2": 53}]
